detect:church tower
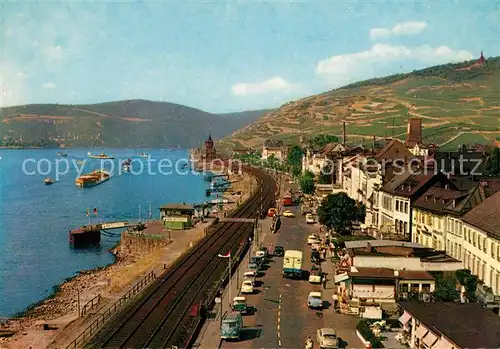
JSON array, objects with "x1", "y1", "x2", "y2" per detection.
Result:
[{"x1": 205, "y1": 135, "x2": 216, "y2": 161}]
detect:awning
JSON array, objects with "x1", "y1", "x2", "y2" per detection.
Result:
[
  {"x1": 422, "y1": 331, "x2": 438, "y2": 348},
  {"x1": 398, "y1": 311, "x2": 411, "y2": 326},
  {"x1": 334, "y1": 272, "x2": 349, "y2": 283},
  {"x1": 414, "y1": 325, "x2": 428, "y2": 339}
]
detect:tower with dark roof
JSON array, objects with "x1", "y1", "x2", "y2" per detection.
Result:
[{"x1": 205, "y1": 135, "x2": 216, "y2": 161}]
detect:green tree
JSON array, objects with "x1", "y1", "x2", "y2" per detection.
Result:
[
  {"x1": 433, "y1": 277, "x2": 459, "y2": 302},
  {"x1": 311, "y1": 134, "x2": 339, "y2": 149},
  {"x1": 300, "y1": 171, "x2": 315, "y2": 194},
  {"x1": 317, "y1": 193, "x2": 365, "y2": 235},
  {"x1": 455, "y1": 269, "x2": 478, "y2": 300},
  {"x1": 485, "y1": 147, "x2": 500, "y2": 176},
  {"x1": 287, "y1": 145, "x2": 304, "y2": 177}
]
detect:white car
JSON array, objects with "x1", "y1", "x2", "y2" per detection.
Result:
[
  {"x1": 307, "y1": 291, "x2": 323, "y2": 308},
  {"x1": 244, "y1": 271, "x2": 257, "y2": 285},
  {"x1": 316, "y1": 328, "x2": 339, "y2": 349},
  {"x1": 241, "y1": 279, "x2": 254, "y2": 294},
  {"x1": 307, "y1": 234, "x2": 321, "y2": 245},
  {"x1": 306, "y1": 214, "x2": 318, "y2": 224},
  {"x1": 283, "y1": 210, "x2": 295, "y2": 217}
]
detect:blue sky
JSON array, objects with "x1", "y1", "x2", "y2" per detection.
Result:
[{"x1": 1, "y1": 1, "x2": 498, "y2": 113}]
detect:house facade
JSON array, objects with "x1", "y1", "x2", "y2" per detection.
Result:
[
  {"x1": 262, "y1": 140, "x2": 288, "y2": 161},
  {"x1": 378, "y1": 172, "x2": 456, "y2": 240},
  {"x1": 302, "y1": 142, "x2": 346, "y2": 176},
  {"x1": 461, "y1": 191, "x2": 500, "y2": 296}
]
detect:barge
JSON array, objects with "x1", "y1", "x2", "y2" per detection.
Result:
[{"x1": 75, "y1": 170, "x2": 110, "y2": 188}]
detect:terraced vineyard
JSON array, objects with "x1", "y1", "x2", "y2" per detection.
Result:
[{"x1": 221, "y1": 57, "x2": 500, "y2": 151}]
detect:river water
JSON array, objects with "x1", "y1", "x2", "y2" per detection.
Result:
[{"x1": 0, "y1": 148, "x2": 212, "y2": 316}]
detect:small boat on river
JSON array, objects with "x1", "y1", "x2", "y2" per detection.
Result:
[
  {"x1": 57, "y1": 152, "x2": 67, "y2": 157},
  {"x1": 139, "y1": 152, "x2": 149, "y2": 158},
  {"x1": 44, "y1": 177, "x2": 54, "y2": 185},
  {"x1": 89, "y1": 153, "x2": 115, "y2": 160}
]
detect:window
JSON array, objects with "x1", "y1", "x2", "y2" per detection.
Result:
[
  {"x1": 404, "y1": 202, "x2": 408, "y2": 214},
  {"x1": 396, "y1": 201, "x2": 400, "y2": 211}
]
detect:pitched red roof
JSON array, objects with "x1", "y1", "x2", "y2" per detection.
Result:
[{"x1": 374, "y1": 139, "x2": 413, "y2": 163}]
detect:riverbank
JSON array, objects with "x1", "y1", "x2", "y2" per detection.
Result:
[
  {"x1": 0, "y1": 221, "x2": 212, "y2": 349},
  {"x1": 1, "y1": 167, "x2": 258, "y2": 349}
]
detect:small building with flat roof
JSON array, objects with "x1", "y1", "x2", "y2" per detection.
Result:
[
  {"x1": 398, "y1": 301, "x2": 500, "y2": 349},
  {"x1": 343, "y1": 239, "x2": 462, "y2": 272},
  {"x1": 160, "y1": 203, "x2": 195, "y2": 230}
]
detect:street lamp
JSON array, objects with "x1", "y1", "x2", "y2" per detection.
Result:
[{"x1": 248, "y1": 237, "x2": 253, "y2": 262}]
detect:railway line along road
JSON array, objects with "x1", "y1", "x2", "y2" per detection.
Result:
[{"x1": 83, "y1": 165, "x2": 277, "y2": 349}]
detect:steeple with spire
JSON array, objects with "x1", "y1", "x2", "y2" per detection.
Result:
[{"x1": 204, "y1": 134, "x2": 216, "y2": 161}]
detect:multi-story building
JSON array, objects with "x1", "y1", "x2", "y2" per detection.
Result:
[
  {"x1": 261, "y1": 140, "x2": 288, "y2": 161},
  {"x1": 378, "y1": 172, "x2": 455, "y2": 240},
  {"x1": 301, "y1": 142, "x2": 346, "y2": 176},
  {"x1": 461, "y1": 191, "x2": 500, "y2": 295}
]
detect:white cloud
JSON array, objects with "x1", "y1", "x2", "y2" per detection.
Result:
[
  {"x1": 42, "y1": 82, "x2": 56, "y2": 89},
  {"x1": 370, "y1": 21, "x2": 428, "y2": 40},
  {"x1": 316, "y1": 44, "x2": 474, "y2": 79},
  {"x1": 231, "y1": 77, "x2": 299, "y2": 96}
]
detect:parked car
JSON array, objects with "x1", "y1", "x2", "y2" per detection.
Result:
[
  {"x1": 316, "y1": 328, "x2": 339, "y2": 349},
  {"x1": 310, "y1": 250, "x2": 321, "y2": 265},
  {"x1": 283, "y1": 210, "x2": 295, "y2": 217},
  {"x1": 248, "y1": 257, "x2": 262, "y2": 271},
  {"x1": 273, "y1": 245, "x2": 284, "y2": 257},
  {"x1": 267, "y1": 208, "x2": 277, "y2": 217},
  {"x1": 307, "y1": 291, "x2": 323, "y2": 309},
  {"x1": 232, "y1": 296, "x2": 248, "y2": 314},
  {"x1": 307, "y1": 234, "x2": 321, "y2": 245},
  {"x1": 244, "y1": 271, "x2": 257, "y2": 285},
  {"x1": 258, "y1": 247, "x2": 269, "y2": 257},
  {"x1": 309, "y1": 265, "x2": 322, "y2": 282},
  {"x1": 241, "y1": 279, "x2": 254, "y2": 294}
]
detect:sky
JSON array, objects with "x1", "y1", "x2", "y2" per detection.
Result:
[{"x1": 1, "y1": 1, "x2": 499, "y2": 113}]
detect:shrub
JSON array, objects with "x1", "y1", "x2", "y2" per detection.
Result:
[{"x1": 357, "y1": 320, "x2": 384, "y2": 348}]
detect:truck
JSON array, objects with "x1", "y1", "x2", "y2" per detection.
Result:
[
  {"x1": 282, "y1": 250, "x2": 303, "y2": 278},
  {"x1": 282, "y1": 195, "x2": 294, "y2": 206}
]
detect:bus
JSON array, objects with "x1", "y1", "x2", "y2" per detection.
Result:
[
  {"x1": 220, "y1": 311, "x2": 243, "y2": 340},
  {"x1": 283, "y1": 250, "x2": 303, "y2": 278}
]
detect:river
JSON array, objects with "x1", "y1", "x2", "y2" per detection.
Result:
[{"x1": 0, "y1": 148, "x2": 212, "y2": 316}]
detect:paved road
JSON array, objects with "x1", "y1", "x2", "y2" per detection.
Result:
[{"x1": 221, "y1": 186, "x2": 362, "y2": 349}]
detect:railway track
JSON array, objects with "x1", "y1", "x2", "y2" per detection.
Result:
[{"x1": 87, "y1": 166, "x2": 276, "y2": 349}]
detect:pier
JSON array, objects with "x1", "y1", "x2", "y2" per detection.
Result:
[
  {"x1": 204, "y1": 173, "x2": 229, "y2": 182},
  {"x1": 69, "y1": 221, "x2": 139, "y2": 246}
]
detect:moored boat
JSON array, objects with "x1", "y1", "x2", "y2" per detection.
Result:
[
  {"x1": 123, "y1": 164, "x2": 130, "y2": 172},
  {"x1": 89, "y1": 153, "x2": 115, "y2": 160},
  {"x1": 57, "y1": 152, "x2": 67, "y2": 157},
  {"x1": 139, "y1": 152, "x2": 148, "y2": 158},
  {"x1": 75, "y1": 170, "x2": 110, "y2": 188},
  {"x1": 44, "y1": 177, "x2": 54, "y2": 185}
]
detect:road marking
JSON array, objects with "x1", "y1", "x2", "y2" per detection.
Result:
[{"x1": 277, "y1": 292, "x2": 282, "y2": 347}]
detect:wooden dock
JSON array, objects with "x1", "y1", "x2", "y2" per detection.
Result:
[{"x1": 69, "y1": 221, "x2": 138, "y2": 246}]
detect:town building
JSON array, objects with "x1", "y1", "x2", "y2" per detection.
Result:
[
  {"x1": 302, "y1": 142, "x2": 346, "y2": 176},
  {"x1": 342, "y1": 240, "x2": 462, "y2": 272},
  {"x1": 160, "y1": 203, "x2": 195, "y2": 230},
  {"x1": 261, "y1": 140, "x2": 288, "y2": 161},
  {"x1": 378, "y1": 171, "x2": 455, "y2": 240},
  {"x1": 404, "y1": 118, "x2": 435, "y2": 157},
  {"x1": 398, "y1": 301, "x2": 500, "y2": 349},
  {"x1": 461, "y1": 190, "x2": 500, "y2": 295},
  {"x1": 335, "y1": 267, "x2": 434, "y2": 317}
]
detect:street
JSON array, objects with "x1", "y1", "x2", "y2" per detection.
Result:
[{"x1": 220, "y1": 182, "x2": 362, "y2": 349}]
